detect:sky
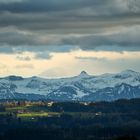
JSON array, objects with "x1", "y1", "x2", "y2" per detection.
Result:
[{"x1": 0, "y1": 0, "x2": 140, "y2": 78}]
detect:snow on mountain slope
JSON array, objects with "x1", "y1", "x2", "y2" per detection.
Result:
[
  {"x1": 81, "y1": 70, "x2": 140, "y2": 91},
  {"x1": 0, "y1": 70, "x2": 140, "y2": 101}
]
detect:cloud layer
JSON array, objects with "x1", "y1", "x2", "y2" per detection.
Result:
[
  {"x1": 0, "y1": 0, "x2": 140, "y2": 57},
  {"x1": 0, "y1": 0, "x2": 140, "y2": 77}
]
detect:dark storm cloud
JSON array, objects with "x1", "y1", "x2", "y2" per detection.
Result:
[
  {"x1": 0, "y1": 30, "x2": 42, "y2": 46},
  {"x1": 0, "y1": 0, "x2": 113, "y2": 13},
  {"x1": 58, "y1": 25, "x2": 140, "y2": 52},
  {"x1": 0, "y1": 0, "x2": 139, "y2": 15},
  {"x1": 0, "y1": 0, "x2": 140, "y2": 31},
  {"x1": 0, "y1": 25, "x2": 140, "y2": 56},
  {"x1": 0, "y1": 12, "x2": 139, "y2": 33},
  {"x1": 0, "y1": 0, "x2": 140, "y2": 57}
]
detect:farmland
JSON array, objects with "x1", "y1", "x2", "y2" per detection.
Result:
[{"x1": 0, "y1": 99, "x2": 140, "y2": 140}]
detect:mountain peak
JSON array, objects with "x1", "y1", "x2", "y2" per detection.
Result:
[
  {"x1": 6, "y1": 75, "x2": 24, "y2": 81},
  {"x1": 121, "y1": 69, "x2": 135, "y2": 73},
  {"x1": 79, "y1": 71, "x2": 89, "y2": 77},
  {"x1": 120, "y1": 69, "x2": 139, "y2": 75}
]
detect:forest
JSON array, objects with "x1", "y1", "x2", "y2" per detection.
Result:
[{"x1": 0, "y1": 98, "x2": 140, "y2": 140}]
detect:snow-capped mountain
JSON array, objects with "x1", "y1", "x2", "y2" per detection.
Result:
[{"x1": 0, "y1": 70, "x2": 140, "y2": 101}]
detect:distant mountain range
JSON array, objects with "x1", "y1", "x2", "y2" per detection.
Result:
[{"x1": 0, "y1": 70, "x2": 140, "y2": 101}]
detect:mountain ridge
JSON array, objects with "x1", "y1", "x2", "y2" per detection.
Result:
[{"x1": 0, "y1": 70, "x2": 140, "y2": 101}]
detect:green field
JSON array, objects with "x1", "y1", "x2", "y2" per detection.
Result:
[
  {"x1": 1, "y1": 105, "x2": 97, "y2": 119},
  {"x1": 6, "y1": 106, "x2": 29, "y2": 112},
  {"x1": 1, "y1": 105, "x2": 60, "y2": 119},
  {"x1": 17, "y1": 112, "x2": 48, "y2": 118},
  {"x1": 0, "y1": 112, "x2": 8, "y2": 115}
]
